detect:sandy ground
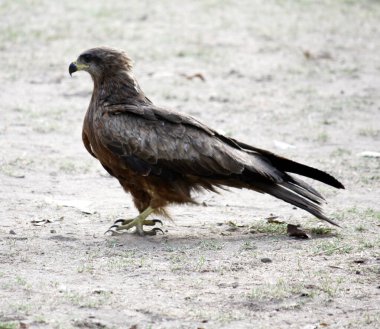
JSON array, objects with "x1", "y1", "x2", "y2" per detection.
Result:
[{"x1": 1, "y1": 0, "x2": 380, "y2": 328}]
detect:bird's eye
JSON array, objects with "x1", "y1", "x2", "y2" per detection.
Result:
[{"x1": 81, "y1": 54, "x2": 92, "y2": 63}]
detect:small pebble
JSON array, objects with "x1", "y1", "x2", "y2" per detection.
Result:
[
  {"x1": 50, "y1": 229, "x2": 56, "y2": 234},
  {"x1": 9, "y1": 230, "x2": 16, "y2": 235},
  {"x1": 261, "y1": 258, "x2": 272, "y2": 263}
]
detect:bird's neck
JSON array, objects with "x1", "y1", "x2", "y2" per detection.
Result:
[{"x1": 92, "y1": 71, "x2": 148, "y2": 105}]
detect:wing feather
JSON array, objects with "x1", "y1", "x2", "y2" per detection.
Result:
[{"x1": 99, "y1": 104, "x2": 276, "y2": 181}]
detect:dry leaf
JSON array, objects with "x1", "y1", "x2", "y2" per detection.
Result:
[
  {"x1": 287, "y1": 224, "x2": 310, "y2": 239},
  {"x1": 266, "y1": 216, "x2": 285, "y2": 225}
]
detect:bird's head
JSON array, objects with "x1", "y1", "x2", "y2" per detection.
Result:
[{"x1": 69, "y1": 47, "x2": 133, "y2": 81}]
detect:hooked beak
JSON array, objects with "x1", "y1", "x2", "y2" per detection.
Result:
[
  {"x1": 69, "y1": 62, "x2": 77, "y2": 76},
  {"x1": 68, "y1": 61, "x2": 89, "y2": 76}
]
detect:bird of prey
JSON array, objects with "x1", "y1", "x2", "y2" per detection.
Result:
[{"x1": 69, "y1": 47, "x2": 344, "y2": 236}]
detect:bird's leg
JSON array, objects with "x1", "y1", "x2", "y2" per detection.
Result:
[
  {"x1": 113, "y1": 218, "x2": 163, "y2": 227},
  {"x1": 105, "y1": 207, "x2": 164, "y2": 236}
]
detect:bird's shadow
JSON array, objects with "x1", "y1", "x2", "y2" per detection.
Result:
[{"x1": 102, "y1": 227, "x2": 322, "y2": 252}]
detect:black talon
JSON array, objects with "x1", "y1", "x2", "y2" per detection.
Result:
[
  {"x1": 104, "y1": 216, "x2": 164, "y2": 236},
  {"x1": 104, "y1": 224, "x2": 123, "y2": 235},
  {"x1": 105, "y1": 227, "x2": 126, "y2": 236},
  {"x1": 152, "y1": 227, "x2": 164, "y2": 235},
  {"x1": 152, "y1": 219, "x2": 163, "y2": 226}
]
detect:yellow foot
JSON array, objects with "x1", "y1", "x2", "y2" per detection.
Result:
[{"x1": 105, "y1": 207, "x2": 164, "y2": 236}]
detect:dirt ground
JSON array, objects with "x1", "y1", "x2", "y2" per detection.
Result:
[{"x1": 1, "y1": 1, "x2": 379, "y2": 328}]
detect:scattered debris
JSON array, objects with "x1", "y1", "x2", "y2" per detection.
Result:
[
  {"x1": 353, "y1": 259, "x2": 367, "y2": 264},
  {"x1": 287, "y1": 224, "x2": 310, "y2": 239},
  {"x1": 93, "y1": 289, "x2": 112, "y2": 295},
  {"x1": 253, "y1": 74, "x2": 273, "y2": 82},
  {"x1": 225, "y1": 221, "x2": 249, "y2": 232},
  {"x1": 240, "y1": 241, "x2": 256, "y2": 250},
  {"x1": 226, "y1": 69, "x2": 244, "y2": 78},
  {"x1": 303, "y1": 50, "x2": 312, "y2": 58},
  {"x1": 48, "y1": 235, "x2": 78, "y2": 242},
  {"x1": 209, "y1": 95, "x2": 229, "y2": 103},
  {"x1": 180, "y1": 72, "x2": 206, "y2": 81},
  {"x1": 31, "y1": 219, "x2": 52, "y2": 226},
  {"x1": 226, "y1": 222, "x2": 238, "y2": 232},
  {"x1": 6, "y1": 236, "x2": 27, "y2": 241},
  {"x1": 357, "y1": 151, "x2": 380, "y2": 158},
  {"x1": 73, "y1": 319, "x2": 108, "y2": 328},
  {"x1": 273, "y1": 140, "x2": 296, "y2": 150},
  {"x1": 11, "y1": 174, "x2": 25, "y2": 178},
  {"x1": 310, "y1": 227, "x2": 334, "y2": 236},
  {"x1": 265, "y1": 216, "x2": 285, "y2": 225},
  {"x1": 328, "y1": 265, "x2": 344, "y2": 270},
  {"x1": 303, "y1": 50, "x2": 333, "y2": 60},
  {"x1": 45, "y1": 197, "x2": 94, "y2": 214}
]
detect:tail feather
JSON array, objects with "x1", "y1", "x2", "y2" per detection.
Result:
[
  {"x1": 220, "y1": 137, "x2": 343, "y2": 226},
  {"x1": 281, "y1": 180, "x2": 325, "y2": 206},
  {"x1": 257, "y1": 183, "x2": 340, "y2": 227},
  {"x1": 233, "y1": 140, "x2": 345, "y2": 189},
  {"x1": 270, "y1": 156, "x2": 344, "y2": 189},
  {"x1": 286, "y1": 174, "x2": 325, "y2": 201}
]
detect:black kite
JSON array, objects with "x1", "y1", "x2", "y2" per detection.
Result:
[{"x1": 69, "y1": 47, "x2": 344, "y2": 236}]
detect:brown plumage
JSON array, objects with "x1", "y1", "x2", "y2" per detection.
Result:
[{"x1": 69, "y1": 47, "x2": 344, "y2": 235}]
